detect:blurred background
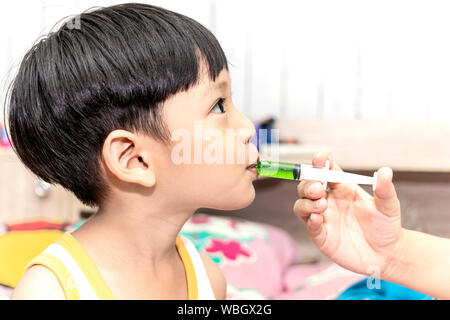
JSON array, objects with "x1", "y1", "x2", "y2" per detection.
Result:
[
  {"x1": 4, "y1": 0, "x2": 450, "y2": 120},
  {"x1": 1, "y1": 0, "x2": 450, "y2": 263}
]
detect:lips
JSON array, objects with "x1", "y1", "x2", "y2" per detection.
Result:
[{"x1": 246, "y1": 156, "x2": 260, "y2": 169}]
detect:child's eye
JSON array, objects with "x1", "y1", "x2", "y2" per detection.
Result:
[{"x1": 210, "y1": 98, "x2": 226, "y2": 114}]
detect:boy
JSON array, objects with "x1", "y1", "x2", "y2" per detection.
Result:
[{"x1": 8, "y1": 3, "x2": 258, "y2": 299}]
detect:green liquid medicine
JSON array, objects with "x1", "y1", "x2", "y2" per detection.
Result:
[
  {"x1": 255, "y1": 159, "x2": 378, "y2": 190},
  {"x1": 255, "y1": 160, "x2": 301, "y2": 180}
]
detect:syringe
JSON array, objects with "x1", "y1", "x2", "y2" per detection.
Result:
[{"x1": 255, "y1": 160, "x2": 377, "y2": 191}]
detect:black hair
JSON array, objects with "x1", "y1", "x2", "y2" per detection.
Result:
[{"x1": 5, "y1": 2, "x2": 228, "y2": 207}]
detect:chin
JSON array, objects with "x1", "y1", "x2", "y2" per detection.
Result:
[
  {"x1": 239, "y1": 188, "x2": 256, "y2": 209},
  {"x1": 214, "y1": 187, "x2": 256, "y2": 211}
]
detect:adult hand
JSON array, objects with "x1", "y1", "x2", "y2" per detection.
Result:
[{"x1": 293, "y1": 153, "x2": 405, "y2": 278}]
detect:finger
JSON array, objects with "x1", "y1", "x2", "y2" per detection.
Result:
[
  {"x1": 312, "y1": 152, "x2": 343, "y2": 172},
  {"x1": 297, "y1": 180, "x2": 326, "y2": 199},
  {"x1": 308, "y1": 213, "x2": 323, "y2": 230},
  {"x1": 312, "y1": 152, "x2": 343, "y2": 190},
  {"x1": 373, "y1": 167, "x2": 401, "y2": 217},
  {"x1": 307, "y1": 213, "x2": 327, "y2": 247},
  {"x1": 293, "y1": 198, "x2": 327, "y2": 222}
]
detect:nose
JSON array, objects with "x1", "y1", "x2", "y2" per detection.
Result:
[{"x1": 235, "y1": 110, "x2": 256, "y2": 144}]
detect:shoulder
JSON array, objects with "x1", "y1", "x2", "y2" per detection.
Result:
[
  {"x1": 10, "y1": 265, "x2": 66, "y2": 300},
  {"x1": 199, "y1": 253, "x2": 227, "y2": 300}
]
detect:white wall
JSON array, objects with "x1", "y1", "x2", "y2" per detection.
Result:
[{"x1": 1, "y1": 0, "x2": 450, "y2": 122}]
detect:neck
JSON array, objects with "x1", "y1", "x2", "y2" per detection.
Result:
[{"x1": 72, "y1": 196, "x2": 195, "y2": 269}]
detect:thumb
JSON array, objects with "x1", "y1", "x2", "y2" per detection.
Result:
[{"x1": 374, "y1": 167, "x2": 400, "y2": 217}]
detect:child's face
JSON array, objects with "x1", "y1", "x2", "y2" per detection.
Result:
[{"x1": 148, "y1": 64, "x2": 259, "y2": 211}]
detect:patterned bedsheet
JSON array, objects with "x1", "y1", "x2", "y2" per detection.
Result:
[{"x1": 180, "y1": 214, "x2": 363, "y2": 299}]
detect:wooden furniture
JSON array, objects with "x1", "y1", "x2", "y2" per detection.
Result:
[
  {"x1": 273, "y1": 118, "x2": 450, "y2": 172},
  {"x1": 0, "y1": 148, "x2": 90, "y2": 223}
]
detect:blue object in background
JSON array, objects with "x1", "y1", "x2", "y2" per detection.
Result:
[
  {"x1": 252, "y1": 117, "x2": 276, "y2": 151},
  {"x1": 260, "y1": 117, "x2": 275, "y2": 145},
  {"x1": 1, "y1": 126, "x2": 10, "y2": 147},
  {"x1": 336, "y1": 278, "x2": 435, "y2": 300},
  {"x1": 251, "y1": 122, "x2": 261, "y2": 151}
]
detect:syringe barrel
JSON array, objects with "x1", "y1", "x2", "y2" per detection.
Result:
[
  {"x1": 256, "y1": 160, "x2": 301, "y2": 180},
  {"x1": 256, "y1": 160, "x2": 376, "y2": 187}
]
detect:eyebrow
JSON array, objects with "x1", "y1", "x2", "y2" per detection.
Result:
[
  {"x1": 214, "y1": 80, "x2": 228, "y2": 90},
  {"x1": 203, "y1": 80, "x2": 229, "y2": 102}
]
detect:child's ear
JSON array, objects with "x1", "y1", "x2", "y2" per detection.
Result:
[{"x1": 102, "y1": 130, "x2": 155, "y2": 188}]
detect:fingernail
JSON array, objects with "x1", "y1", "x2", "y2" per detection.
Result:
[
  {"x1": 316, "y1": 198, "x2": 326, "y2": 209},
  {"x1": 314, "y1": 199, "x2": 322, "y2": 209}
]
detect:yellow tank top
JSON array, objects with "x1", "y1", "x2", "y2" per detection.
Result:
[{"x1": 23, "y1": 232, "x2": 216, "y2": 300}]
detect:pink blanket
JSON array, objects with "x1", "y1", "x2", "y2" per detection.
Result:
[{"x1": 180, "y1": 214, "x2": 364, "y2": 299}]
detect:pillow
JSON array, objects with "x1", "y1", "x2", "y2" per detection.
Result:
[
  {"x1": 277, "y1": 263, "x2": 365, "y2": 300},
  {"x1": 0, "y1": 219, "x2": 75, "y2": 288},
  {"x1": 180, "y1": 214, "x2": 301, "y2": 299}
]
